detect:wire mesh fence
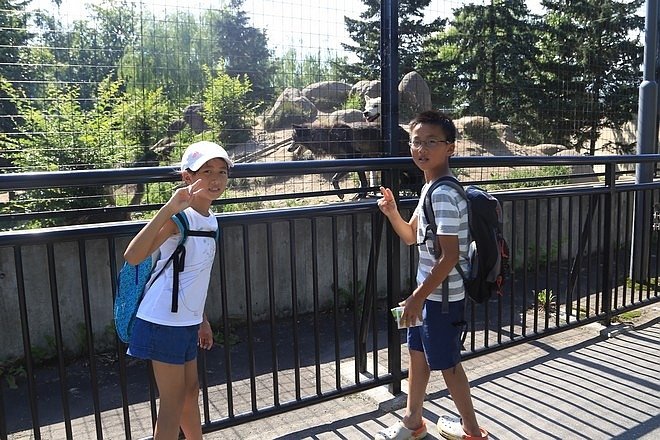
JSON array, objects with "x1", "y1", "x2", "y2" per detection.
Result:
[{"x1": 0, "y1": 0, "x2": 646, "y2": 227}]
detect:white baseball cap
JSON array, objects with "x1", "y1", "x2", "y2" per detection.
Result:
[{"x1": 180, "y1": 141, "x2": 233, "y2": 172}]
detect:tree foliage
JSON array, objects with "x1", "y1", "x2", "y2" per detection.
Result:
[
  {"x1": 206, "y1": 0, "x2": 274, "y2": 105},
  {"x1": 419, "y1": 0, "x2": 541, "y2": 142},
  {"x1": 341, "y1": 0, "x2": 444, "y2": 81},
  {"x1": 537, "y1": 0, "x2": 643, "y2": 153}
]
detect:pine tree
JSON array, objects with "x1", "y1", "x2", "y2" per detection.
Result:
[
  {"x1": 418, "y1": 0, "x2": 541, "y2": 142},
  {"x1": 538, "y1": 0, "x2": 643, "y2": 153},
  {"x1": 341, "y1": 0, "x2": 443, "y2": 81}
]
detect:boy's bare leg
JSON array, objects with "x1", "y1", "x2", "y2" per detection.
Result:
[
  {"x1": 179, "y1": 359, "x2": 203, "y2": 440},
  {"x1": 152, "y1": 361, "x2": 186, "y2": 440},
  {"x1": 441, "y1": 362, "x2": 481, "y2": 436},
  {"x1": 402, "y1": 349, "x2": 430, "y2": 430}
]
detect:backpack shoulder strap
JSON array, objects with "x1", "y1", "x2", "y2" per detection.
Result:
[
  {"x1": 423, "y1": 176, "x2": 468, "y2": 313},
  {"x1": 422, "y1": 175, "x2": 466, "y2": 231},
  {"x1": 172, "y1": 211, "x2": 190, "y2": 244}
]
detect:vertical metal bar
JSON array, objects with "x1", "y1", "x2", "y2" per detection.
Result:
[
  {"x1": 614, "y1": 191, "x2": 622, "y2": 308},
  {"x1": 266, "y1": 222, "x2": 280, "y2": 406},
  {"x1": 371, "y1": 212, "x2": 380, "y2": 377},
  {"x1": 602, "y1": 164, "x2": 616, "y2": 324},
  {"x1": 522, "y1": 199, "x2": 529, "y2": 336},
  {"x1": 351, "y1": 214, "x2": 360, "y2": 385},
  {"x1": 311, "y1": 219, "x2": 322, "y2": 395},
  {"x1": 545, "y1": 196, "x2": 552, "y2": 330},
  {"x1": 288, "y1": 221, "x2": 301, "y2": 399},
  {"x1": 147, "y1": 362, "x2": 157, "y2": 426},
  {"x1": 77, "y1": 240, "x2": 103, "y2": 439},
  {"x1": 596, "y1": 193, "x2": 604, "y2": 315},
  {"x1": 241, "y1": 224, "x2": 257, "y2": 412},
  {"x1": 359, "y1": 212, "x2": 384, "y2": 371},
  {"x1": 585, "y1": 195, "x2": 594, "y2": 317},
  {"x1": 577, "y1": 196, "x2": 584, "y2": 319},
  {"x1": 107, "y1": 238, "x2": 132, "y2": 439},
  {"x1": 382, "y1": 0, "x2": 402, "y2": 397},
  {"x1": 556, "y1": 195, "x2": 563, "y2": 327},
  {"x1": 14, "y1": 246, "x2": 41, "y2": 440},
  {"x1": 533, "y1": 199, "x2": 540, "y2": 333},
  {"x1": 332, "y1": 216, "x2": 341, "y2": 390},
  {"x1": 46, "y1": 243, "x2": 73, "y2": 439},
  {"x1": 508, "y1": 200, "x2": 516, "y2": 340},
  {"x1": 198, "y1": 348, "x2": 210, "y2": 424},
  {"x1": 218, "y1": 227, "x2": 234, "y2": 417},
  {"x1": 567, "y1": 195, "x2": 575, "y2": 316},
  {"x1": 380, "y1": 0, "x2": 399, "y2": 158}
]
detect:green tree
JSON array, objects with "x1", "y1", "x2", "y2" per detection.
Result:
[
  {"x1": 0, "y1": 0, "x2": 31, "y2": 134},
  {"x1": 119, "y1": 9, "x2": 212, "y2": 102},
  {"x1": 30, "y1": 0, "x2": 137, "y2": 108},
  {"x1": 538, "y1": 0, "x2": 643, "y2": 153},
  {"x1": 341, "y1": 0, "x2": 444, "y2": 81},
  {"x1": 201, "y1": 66, "x2": 254, "y2": 148},
  {"x1": 205, "y1": 0, "x2": 274, "y2": 106},
  {"x1": 272, "y1": 48, "x2": 347, "y2": 93},
  {"x1": 419, "y1": 0, "x2": 542, "y2": 143}
]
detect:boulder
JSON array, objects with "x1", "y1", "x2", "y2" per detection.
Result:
[
  {"x1": 552, "y1": 149, "x2": 597, "y2": 183},
  {"x1": 319, "y1": 109, "x2": 366, "y2": 125},
  {"x1": 350, "y1": 79, "x2": 381, "y2": 99},
  {"x1": 492, "y1": 123, "x2": 518, "y2": 144},
  {"x1": 398, "y1": 71, "x2": 432, "y2": 117},
  {"x1": 263, "y1": 96, "x2": 317, "y2": 131},
  {"x1": 531, "y1": 143, "x2": 566, "y2": 156},
  {"x1": 455, "y1": 116, "x2": 493, "y2": 140},
  {"x1": 302, "y1": 81, "x2": 352, "y2": 112}
]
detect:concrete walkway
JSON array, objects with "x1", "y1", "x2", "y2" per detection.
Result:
[{"x1": 211, "y1": 306, "x2": 660, "y2": 440}]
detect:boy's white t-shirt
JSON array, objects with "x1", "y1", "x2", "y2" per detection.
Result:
[
  {"x1": 136, "y1": 207, "x2": 218, "y2": 326},
  {"x1": 415, "y1": 181, "x2": 469, "y2": 303}
]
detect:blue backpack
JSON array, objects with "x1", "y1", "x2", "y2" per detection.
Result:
[{"x1": 114, "y1": 211, "x2": 218, "y2": 343}]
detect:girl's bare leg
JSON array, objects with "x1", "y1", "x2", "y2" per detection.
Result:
[
  {"x1": 179, "y1": 358, "x2": 203, "y2": 440},
  {"x1": 152, "y1": 360, "x2": 186, "y2": 440}
]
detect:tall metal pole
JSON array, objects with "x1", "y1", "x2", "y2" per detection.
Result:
[
  {"x1": 631, "y1": 0, "x2": 658, "y2": 281},
  {"x1": 381, "y1": 0, "x2": 402, "y2": 395}
]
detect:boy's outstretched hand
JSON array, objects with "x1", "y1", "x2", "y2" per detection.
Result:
[{"x1": 377, "y1": 186, "x2": 397, "y2": 217}]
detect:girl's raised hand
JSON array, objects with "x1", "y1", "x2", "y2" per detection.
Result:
[{"x1": 168, "y1": 178, "x2": 204, "y2": 213}]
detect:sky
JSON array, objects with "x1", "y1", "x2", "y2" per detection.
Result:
[{"x1": 28, "y1": 0, "x2": 544, "y2": 58}]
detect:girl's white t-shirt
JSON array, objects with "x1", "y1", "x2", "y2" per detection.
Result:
[{"x1": 136, "y1": 207, "x2": 218, "y2": 326}]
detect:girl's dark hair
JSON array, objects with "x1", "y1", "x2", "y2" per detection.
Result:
[{"x1": 409, "y1": 110, "x2": 457, "y2": 143}]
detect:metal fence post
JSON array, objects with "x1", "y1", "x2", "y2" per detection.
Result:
[
  {"x1": 381, "y1": 0, "x2": 402, "y2": 395},
  {"x1": 632, "y1": 0, "x2": 659, "y2": 281}
]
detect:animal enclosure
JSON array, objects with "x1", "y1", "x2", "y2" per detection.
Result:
[{"x1": 0, "y1": 0, "x2": 646, "y2": 228}]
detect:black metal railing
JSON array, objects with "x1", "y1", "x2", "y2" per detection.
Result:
[{"x1": 0, "y1": 155, "x2": 659, "y2": 440}]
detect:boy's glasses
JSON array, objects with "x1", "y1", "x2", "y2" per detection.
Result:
[{"x1": 409, "y1": 139, "x2": 451, "y2": 150}]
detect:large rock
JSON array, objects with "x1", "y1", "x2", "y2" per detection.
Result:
[
  {"x1": 398, "y1": 71, "x2": 432, "y2": 117},
  {"x1": 553, "y1": 149, "x2": 597, "y2": 183},
  {"x1": 318, "y1": 109, "x2": 366, "y2": 125},
  {"x1": 492, "y1": 123, "x2": 518, "y2": 144},
  {"x1": 264, "y1": 95, "x2": 317, "y2": 131},
  {"x1": 350, "y1": 79, "x2": 381, "y2": 99},
  {"x1": 268, "y1": 88, "x2": 303, "y2": 117},
  {"x1": 302, "y1": 81, "x2": 352, "y2": 112},
  {"x1": 455, "y1": 116, "x2": 493, "y2": 139},
  {"x1": 531, "y1": 143, "x2": 566, "y2": 156}
]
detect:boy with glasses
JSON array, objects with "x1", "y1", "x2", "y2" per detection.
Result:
[{"x1": 376, "y1": 111, "x2": 488, "y2": 440}]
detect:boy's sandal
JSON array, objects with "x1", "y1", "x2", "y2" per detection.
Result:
[
  {"x1": 437, "y1": 415, "x2": 489, "y2": 440},
  {"x1": 374, "y1": 420, "x2": 428, "y2": 440}
]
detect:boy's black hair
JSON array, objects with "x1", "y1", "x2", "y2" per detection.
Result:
[{"x1": 409, "y1": 110, "x2": 457, "y2": 143}]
